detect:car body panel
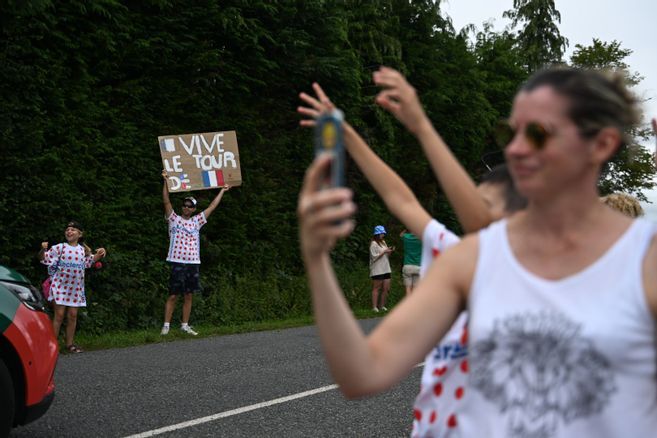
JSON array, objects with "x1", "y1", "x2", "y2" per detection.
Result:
[
  {"x1": 0, "y1": 266, "x2": 58, "y2": 426},
  {"x1": 0, "y1": 284, "x2": 19, "y2": 333},
  {"x1": 0, "y1": 265, "x2": 31, "y2": 284},
  {"x1": 3, "y1": 305, "x2": 57, "y2": 405}
]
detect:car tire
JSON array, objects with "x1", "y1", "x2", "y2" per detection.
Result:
[{"x1": 0, "y1": 358, "x2": 15, "y2": 437}]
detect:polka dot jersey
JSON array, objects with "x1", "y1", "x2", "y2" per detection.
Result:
[
  {"x1": 41, "y1": 243, "x2": 94, "y2": 307},
  {"x1": 412, "y1": 219, "x2": 467, "y2": 438},
  {"x1": 166, "y1": 211, "x2": 207, "y2": 264}
]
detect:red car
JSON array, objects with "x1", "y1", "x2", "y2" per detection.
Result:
[{"x1": 0, "y1": 264, "x2": 58, "y2": 436}]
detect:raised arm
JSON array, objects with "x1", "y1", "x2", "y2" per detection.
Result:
[
  {"x1": 162, "y1": 170, "x2": 173, "y2": 218},
  {"x1": 373, "y1": 67, "x2": 492, "y2": 233},
  {"x1": 298, "y1": 84, "x2": 431, "y2": 238},
  {"x1": 38, "y1": 241, "x2": 48, "y2": 261},
  {"x1": 298, "y1": 155, "x2": 471, "y2": 397},
  {"x1": 203, "y1": 185, "x2": 230, "y2": 220}
]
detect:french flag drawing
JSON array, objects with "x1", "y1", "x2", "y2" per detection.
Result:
[
  {"x1": 179, "y1": 173, "x2": 190, "y2": 189},
  {"x1": 202, "y1": 170, "x2": 225, "y2": 188}
]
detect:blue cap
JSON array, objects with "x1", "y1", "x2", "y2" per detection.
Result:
[{"x1": 373, "y1": 225, "x2": 386, "y2": 236}]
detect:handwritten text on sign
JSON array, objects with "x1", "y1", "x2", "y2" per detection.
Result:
[{"x1": 158, "y1": 130, "x2": 242, "y2": 192}]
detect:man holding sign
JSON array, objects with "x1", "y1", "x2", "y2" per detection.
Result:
[{"x1": 160, "y1": 170, "x2": 230, "y2": 336}]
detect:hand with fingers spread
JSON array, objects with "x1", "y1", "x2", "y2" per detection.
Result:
[
  {"x1": 298, "y1": 154, "x2": 356, "y2": 260},
  {"x1": 373, "y1": 66, "x2": 431, "y2": 135},
  {"x1": 298, "y1": 83, "x2": 339, "y2": 127},
  {"x1": 298, "y1": 81, "x2": 433, "y2": 240},
  {"x1": 372, "y1": 66, "x2": 493, "y2": 233}
]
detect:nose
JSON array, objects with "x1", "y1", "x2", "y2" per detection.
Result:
[{"x1": 504, "y1": 131, "x2": 534, "y2": 160}]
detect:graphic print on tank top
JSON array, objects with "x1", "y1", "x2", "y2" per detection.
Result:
[{"x1": 469, "y1": 312, "x2": 616, "y2": 438}]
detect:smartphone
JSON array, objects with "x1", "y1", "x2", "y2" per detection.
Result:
[{"x1": 314, "y1": 109, "x2": 345, "y2": 188}]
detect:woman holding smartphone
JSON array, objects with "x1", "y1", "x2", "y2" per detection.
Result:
[
  {"x1": 369, "y1": 225, "x2": 394, "y2": 312},
  {"x1": 298, "y1": 67, "x2": 657, "y2": 436}
]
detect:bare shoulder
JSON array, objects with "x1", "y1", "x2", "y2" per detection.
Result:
[
  {"x1": 443, "y1": 232, "x2": 480, "y2": 260},
  {"x1": 642, "y1": 231, "x2": 657, "y2": 318}
]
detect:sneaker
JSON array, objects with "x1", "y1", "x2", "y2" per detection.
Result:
[
  {"x1": 372, "y1": 307, "x2": 379, "y2": 313},
  {"x1": 181, "y1": 325, "x2": 198, "y2": 336},
  {"x1": 381, "y1": 306, "x2": 388, "y2": 311},
  {"x1": 160, "y1": 326, "x2": 170, "y2": 335}
]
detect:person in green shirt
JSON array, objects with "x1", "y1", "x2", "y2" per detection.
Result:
[{"x1": 400, "y1": 229, "x2": 422, "y2": 296}]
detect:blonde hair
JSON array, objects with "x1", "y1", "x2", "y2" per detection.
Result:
[{"x1": 600, "y1": 193, "x2": 644, "y2": 218}]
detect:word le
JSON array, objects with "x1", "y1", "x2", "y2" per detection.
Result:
[{"x1": 163, "y1": 133, "x2": 237, "y2": 173}]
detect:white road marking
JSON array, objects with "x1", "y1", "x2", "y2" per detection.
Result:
[
  {"x1": 124, "y1": 362, "x2": 425, "y2": 437},
  {"x1": 123, "y1": 385, "x2": 338, "y2": 437}
]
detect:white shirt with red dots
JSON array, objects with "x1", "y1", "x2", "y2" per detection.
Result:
[
  {"x1": 412, "y1": 219, "x2": 467, "y2": 438},
  {"x1": 166, "y1": 211, "x2": 207, "y2": 264},
  {"x1": 41, "y1": 243, "x2": 94, "y2": 307}
]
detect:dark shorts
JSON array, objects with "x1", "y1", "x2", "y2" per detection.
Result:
[
  {"x1": 169, "y1": 263, "x2": 201, "y2": 295},
  {"x1": 371, "y1": 273, "x2": 391, "y2": 280}
]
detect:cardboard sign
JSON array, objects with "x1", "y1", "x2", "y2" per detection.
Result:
[{"x1": 158, "y1": 131, "x2": 242, "y2": 192}]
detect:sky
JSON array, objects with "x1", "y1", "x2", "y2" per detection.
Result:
[{"x1": 441, "y1": 0, "x2": 657, "y2": 219}]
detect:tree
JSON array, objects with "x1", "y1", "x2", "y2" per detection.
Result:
[
  {"x1": 466, "y1": 24, "x2": 529, "y2": 172},
  {"x1": 570, "y1": 39, "x2": 655, "y2": 200},
  {"x1": 570, "y1": 38, "x2": 642, "y2": 86},
  {"x1": 503, "y1": 0, "x2": 568, "y2": 72},
  {"x1": 1, "y1": 1, "x2": 653, "y2": 332}
]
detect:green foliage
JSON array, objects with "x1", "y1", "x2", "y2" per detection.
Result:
[
  {"x1": 598, "y1": 146, "x2": 656, "y2": 201},
  {"x1": 1, "y1": 1, "x2": 653, "y2": 332},
  {"x1": 569, "y1": 39, "x2": 655, "y2": 200},
  {"x1": 504, "y1": 0, "x2": 568, "y2": 72},
  {"x1": 570, "y1": 39, "x2": 643, "y2": 86}
]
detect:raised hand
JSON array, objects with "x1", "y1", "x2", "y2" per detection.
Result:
[
  {"x1": 373, "y1": 66, "x2": 430, "y2": 135},
  {"x1": 298, "y1": 83, "x2": 338, "y2": 128},
  {"x1": 297, "y1": 154, "x2": 356, "y2": 259},
  {"x1": 41, "y1": 241, "x2": 48, "y2": 250}
]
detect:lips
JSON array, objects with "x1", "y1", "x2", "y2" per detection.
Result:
[{"x1": 510, "y1": 163, "x2": 536, "y2": 178}]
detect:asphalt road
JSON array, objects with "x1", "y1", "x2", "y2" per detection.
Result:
[{"x1": 11, "y1": 318, "x2": 422, "y2": 437}]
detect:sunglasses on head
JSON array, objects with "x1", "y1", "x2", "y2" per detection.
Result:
[{"x1": 494, "y1": 119, "x2": 552, "y2": 150}]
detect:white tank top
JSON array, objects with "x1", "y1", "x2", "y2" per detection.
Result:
[{"x1": 460, "y1": 218, "x2": 657, "y2": 438}]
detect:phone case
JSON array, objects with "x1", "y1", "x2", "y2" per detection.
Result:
[{"x1": 314, "y1": 109, "x2": 345, "y2": 188}]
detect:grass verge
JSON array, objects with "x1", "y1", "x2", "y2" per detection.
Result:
[{"x1": 63, "y1": 308, "x2": 384, "y2": 352}]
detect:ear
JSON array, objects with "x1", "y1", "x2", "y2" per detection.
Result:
[{"x1": 590, "y1": 127, "x2": 622, "y2": 164}]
